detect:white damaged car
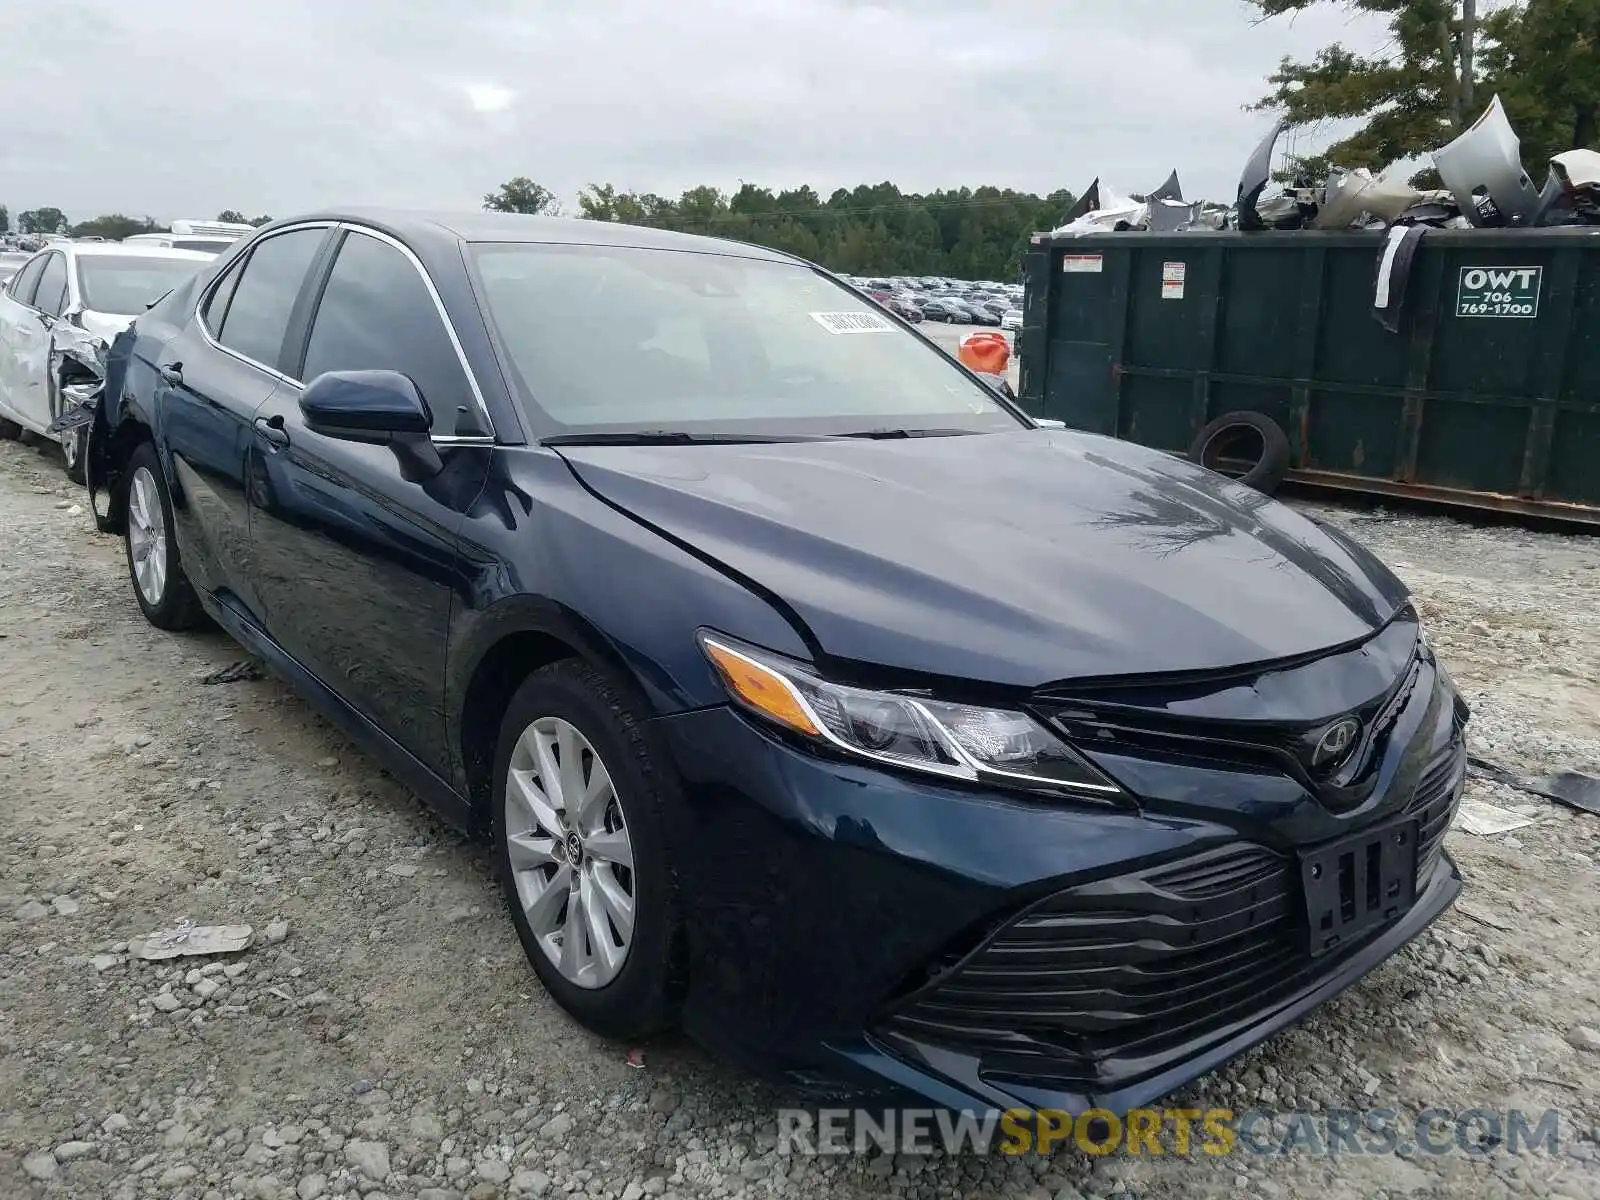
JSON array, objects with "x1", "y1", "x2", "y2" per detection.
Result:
[{"x1": 0, "y1": 242, "x2": 214, "y2": 481}]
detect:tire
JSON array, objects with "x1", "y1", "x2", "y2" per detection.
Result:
[
  {"x1": 492, "y1": 659, "x2": 682, "y2": 1040},
  {"x1": 0, "y1": 417, "x2": 21, "y2": 441},
  {"x1": 61, "y1": 426, "x2": 87, "y2": 485},
  {"x1": 1188, "y1": 410, "x2": 1290, "y2": 495},
  {"x1": 122, "y1": 441, "x2": 205, "y2": 630}
]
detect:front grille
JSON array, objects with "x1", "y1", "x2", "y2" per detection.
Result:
[
  {"x1": 875, "y1": 743, "x2": 1465, "y2": 1093},
  {"x1": 877, "y1": 842, "x2": 1301, "y2": 1090}
]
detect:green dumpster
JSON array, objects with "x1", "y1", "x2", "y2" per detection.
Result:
[{"x1": 1016, "y1": 228, "x2": 1600, "y2": 525}]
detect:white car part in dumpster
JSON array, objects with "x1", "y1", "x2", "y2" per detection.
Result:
[{"x1": 1433, "y1": 94, "x2": 1545, "y2": 227}]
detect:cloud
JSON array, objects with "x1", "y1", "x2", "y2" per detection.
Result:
[
  {"x1": 464, "y1": 84, "x2": 516, "y2": 114},
  {"x1": 0, "y1": 0, "x2": 1388, "y2": 223}
]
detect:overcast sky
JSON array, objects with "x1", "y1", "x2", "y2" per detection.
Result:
[{"x1": 0, "y1": 0, "x2": 1386, "y2": 224}]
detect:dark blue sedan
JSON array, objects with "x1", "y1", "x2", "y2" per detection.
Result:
[{"x1": 89, "y1": 210, "x2": 1466, "y2": 1116}]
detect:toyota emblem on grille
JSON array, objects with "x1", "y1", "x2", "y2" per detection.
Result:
[{"x1": 1312, "y1": 717, "x2": 1361, "y2": 768}]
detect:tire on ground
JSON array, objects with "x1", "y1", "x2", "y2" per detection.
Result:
[
  {"x1": 1188, "y1": 410, "x2": 1290, "y2": 495},
  {"x1": 62, "y1": 427, "x2": 87, "y2": 485},
  {"x1": 492, "y1": 658, "x2": 683, "y2": 1041},
  {"x1": 122, "y1": 441, "x2": 206, "y2": 630}
]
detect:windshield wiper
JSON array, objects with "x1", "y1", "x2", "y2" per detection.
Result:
[
  {"x1": 540, "y1": 430, "x2": 838, "y2": 447},
  {"x1": 836, "y1": 427, "x2": 979, "y2": 440}
]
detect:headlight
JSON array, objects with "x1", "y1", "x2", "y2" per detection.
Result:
[{"x1": 698, "y1": 632, "x2": 1124, "y2": 801}]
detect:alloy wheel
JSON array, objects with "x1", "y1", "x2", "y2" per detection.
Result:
[
  {"x1": 503, "y1": 716, "x2": 635, "y2": 989},
  {"x1": 127, "y1": 466, "x2": 168, "y2": 605}
]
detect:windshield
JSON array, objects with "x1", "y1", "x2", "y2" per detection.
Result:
[
  {"x1": 76, "y1": 255, "x2": 205, "y2": 315},
  {"x1": 470, "y1": 243, "x2": 1023, "y2": 438}
]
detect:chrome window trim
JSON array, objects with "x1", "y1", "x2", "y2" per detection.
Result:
[{"x1": 194, "y1": 221, "x2": 334, "y2": 389}]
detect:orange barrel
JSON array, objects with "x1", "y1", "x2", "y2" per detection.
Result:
[{"x1": 957, "y1": 330, "x2": 1010, "y2": 375}]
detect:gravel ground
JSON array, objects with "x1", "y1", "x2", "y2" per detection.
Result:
[{"x1": 2, "y1": 431, "x2": 1598, "y2": 1200}]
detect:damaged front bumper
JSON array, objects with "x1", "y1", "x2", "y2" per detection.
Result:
[{"x1": 42, "y1": 327, "x2": 116, "y2": 531}]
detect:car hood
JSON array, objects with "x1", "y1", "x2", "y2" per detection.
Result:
[{"x1": 557, "y1": 429, "x2": 1410, "y2": 687}]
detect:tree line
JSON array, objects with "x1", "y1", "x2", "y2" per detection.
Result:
[
  {"x1": 483, "y1": 177, "x2": 1074, "y2": 279},
  {"x1": 0, "y1": 209, "x2": 273, "y2": 240}
]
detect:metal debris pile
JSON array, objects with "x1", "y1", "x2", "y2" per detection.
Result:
[{"x1": 1053, "y1": 94, "x2": 1600, "y2": 236}]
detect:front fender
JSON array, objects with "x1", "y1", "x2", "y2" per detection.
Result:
[{"x1": 442, "y1": 448, "x2": 815, "y2": 798}]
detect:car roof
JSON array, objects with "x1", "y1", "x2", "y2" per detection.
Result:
[
  {"x1": 274, "y1": 208, "x2": 799, "y2": 264},
  {"x1": 58, "y1": 243, "x2": 216, "y2": 262}
]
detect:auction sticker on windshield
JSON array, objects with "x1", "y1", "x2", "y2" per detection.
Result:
[
  {"x1": 810, "y1": 311, "x2": 895, "y2": 334},
  {"x1": 1456, "y1": 266, "x2": 1542, "y2": 318}
]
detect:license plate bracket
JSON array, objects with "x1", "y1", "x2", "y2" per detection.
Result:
[{"x1": 1301, "y1": 818, "x2": 1418, "y2": 957}]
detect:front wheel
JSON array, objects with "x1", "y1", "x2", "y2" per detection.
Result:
[
  {"x1": 493, "y1": 659, "x2": 681, "y2": 1040},
  {"x1": 123, "y1": 442, "x2": 205, "y2": 629},
  {"x1": 61, "y1": 426, "x2": 86, "y2": 484}
]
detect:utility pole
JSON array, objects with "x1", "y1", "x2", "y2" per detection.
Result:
[{"x1": 1461, "y1": 0, "x2": 1477, "y2": 116}]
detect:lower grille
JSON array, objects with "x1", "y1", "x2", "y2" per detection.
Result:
[
  {"x1": 875, "y1": 741, "x2": 1465, "y2": 1093},
  {"x1": 1407, "y1": 745, "x2": 1465, "y2": 881}
]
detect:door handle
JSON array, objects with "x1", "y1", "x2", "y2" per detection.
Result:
[
  {"x1": 253, "y1": 414, "x2": 289, "y2": 447},
  {"x1": 158, "y1": 362, "x2": 183, "y2": 385}
]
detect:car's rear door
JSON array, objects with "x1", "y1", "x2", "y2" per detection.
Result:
[
  {"x1": 248, "y1": 225, "x2": 492, "y2": 775},
  {"x1": 158, "y1": 224, "x2": 332, "y2": 617},
  {"x1": 0, "y1": 254, "x2": 49, "y2": 428}
]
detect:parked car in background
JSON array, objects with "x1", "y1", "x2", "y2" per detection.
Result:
[
  {"x1": 0, "y1": 243, "x2": 214, "y2": 480},
  {"x1": 124, "y1": 218, "x2": 255, "y2": 256},
  {"x1": 95, "y1": 208, "x2": 1464, "y2": 1121},
  {"x1": 919, "y1": 298, "x2": 969, "y2": 323},
  {"x1": 885, "y1": 296, "x2": 923, "y2": 323},
  {"x1": 1001, "y1": 307, "x2": 1022, "y2": 331}
]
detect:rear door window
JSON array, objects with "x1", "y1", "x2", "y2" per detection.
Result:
[
  {"x1": 299, "y1": 230, "x2": 479, "y2": 435},
  {"x1": 202, "y1": 258, "x2": 246, "y2": 336},
  {"x1": 7, "y1": 255, "x2": 47, "y2": 305},
  {"x1": 214, "y1": 229, "x2": 324, "y2": 370}
]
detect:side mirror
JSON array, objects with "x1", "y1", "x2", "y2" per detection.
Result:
[
  {"x1": 1034, "y1": 417, "x2": 1066, "y2": 429},
  {"x1": 299, "y1": 369, "x2": 443, "y2": 480},
  {"x1": 300, "y1": 369, "x2": 432, "y2": 436}
]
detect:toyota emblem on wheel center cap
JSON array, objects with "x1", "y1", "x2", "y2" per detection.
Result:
[
  {"x1": 565, "y1": 831, "x2": 584, "y2": 865},
  {"x1": 1312, "y1": 716, "x2": 1361, "y2": 769}
]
